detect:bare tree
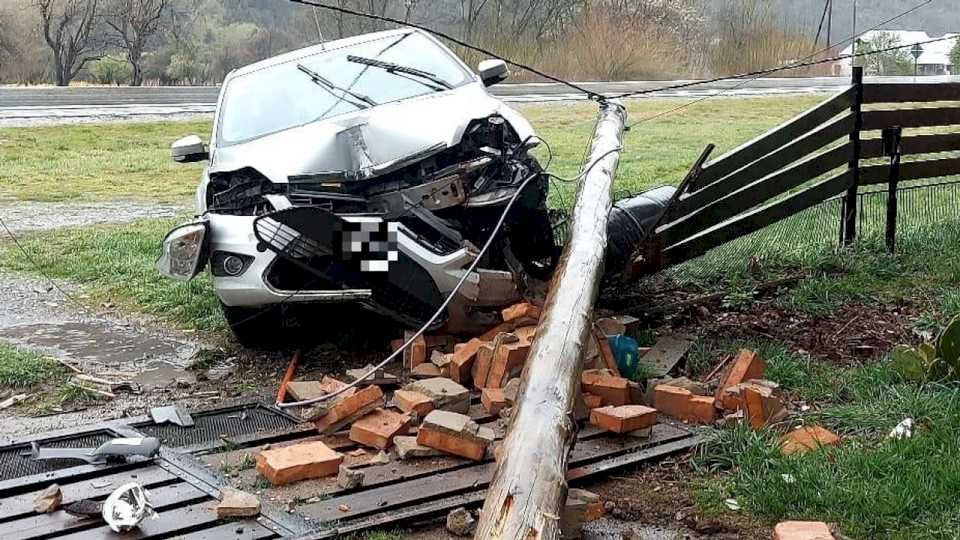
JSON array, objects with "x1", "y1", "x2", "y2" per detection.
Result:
[
  {"x1": 103, "y1": 0, "x2": 166, "y2": 86},
  {"x1": 37, "y1": 0, "x2": 102, "y2": 86}
]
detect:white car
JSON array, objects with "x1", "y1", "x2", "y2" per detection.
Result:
[{"x1": 157, "y1": 28, "x2": 560, "y2": 347}]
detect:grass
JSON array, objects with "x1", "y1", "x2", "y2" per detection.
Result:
[
  {"x1": 0, "y1": 343, "x2": 64, "y2": 389},
  {"x1": 691, "y1": 337, "x2": 960, "y2": 539},
  {"x1": 0, "y1": 95, "x2": 822, "y2": 204}
]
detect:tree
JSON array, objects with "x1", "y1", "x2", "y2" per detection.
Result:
[
  {"x1": 103, "y1": 0, "x2": 167, "y2": 86},
  {"x1": 858, "y1": 32, "x2": 913, "y2": 76},
  {"x1": 951, "y1": 39, "x2": 960, "y2": 75},
  {"x1": 90, "y1": 53, "x2": 131, "y2": 83},
  {"x1": 37, "y1": 0, "x2": 103, "y2": 86}
]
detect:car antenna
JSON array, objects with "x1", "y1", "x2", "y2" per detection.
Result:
[{"x1": 312, "y1": 7, "x2": 326, "y2": 50}]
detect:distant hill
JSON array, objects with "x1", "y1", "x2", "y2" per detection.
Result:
[{"x1": 768, "y1": 0, "x2": 960, "y2": 39}]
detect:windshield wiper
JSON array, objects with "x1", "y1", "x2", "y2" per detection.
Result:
[
  {"x1": 297, "y1": 64, "x2": 377, "y2": 108},
  {"x1": 346, "y1": 55, "x2": 453, "y2": 91}
]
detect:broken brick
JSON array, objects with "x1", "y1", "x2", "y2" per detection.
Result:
[
  {"x1": 315, "y1": 385, "x2": 384, "y2": 433},
  {"x1": 479, "y1": 321, "x2": 516, "y2": 342},
  {"x1": 501, "y1": 302, "x2": 541, "y2": 324},
  {"x1": 348, "y1": 408, "x2": 411, "y2": 450},
  {"x1": 502, "y1": 378, "x2": 521, "y2": 405},
  {"x1": 405, "y1": 377, "x2": 471, "y2": 413},
  {"x1": 33, "y1": 484, "x2": 62, "y2": 513},
  {"x1": 417, "y1": 410, "x2": 494, "y2": 461},
  {"x1": 714, "y1": 349, "x2": 766, "y2": 408},
  {"x1": 337, "y1": 465, "x2": 364, "y2": 489},
  {"x1": 256, "y1": 441, "x2": 343, "y2": 485},
  {"x1": 561, "y1": 488, "x2": 603, "y2": 539},
  {"x1": 583, "y1": 392, "x2": 604, "y2": 410},
  {"x1": 449, "y1": 338, "x2": 485, "y2": 385},
  {"x1": 593, "y1": 329, "x2": 620, "y2": 375},
  {"x1": 718, "y1": 378, "x2": 780, "y2": 412},
  {"x1": 285, "y1": 381, "x2": 325, "y2": 401},
  {"x1": 474, "y1": 334, "x2": 518, "y2": 388},
  {"x1": 773, "y1": 521, "x2": 835, "y2": 540},
  {"x1": 481, "y1": 388, "x2": 508, "y2": 415},
  {"x1": 431, "y1": 350, "x2": 452, "y2": 369},
  {"x1": 780, "y1": 426, "x2": 840, "y2": 455},
  {"x1": 394, "y1": 435, "x2": 444, "y2": 460},
  {"x1": 582, "y1": 370, "x2": 632, "y2": 406},
  {"x1": 742, "y1": 382, "x2": 787, "y2": 430},
  {"x1": 654, "y1": 385, "x2": 715, "y2": 424},
  {"x1": 319, "y1": 376, "x2": 357, "y2": 397},
  {"x1": 393, "y1": 389, "x2": 434, "y2": 417},
  {"x1": 590, "y1": 405, "x2": 657, "y2": 434},
  {"x1": 485, "y1": 335, "x2": 530, "y2": 388},
  {"x1": 411, "y1": 363, "x2": 441, "y2": 378},
  {"x1": 403, "y1": 331, "x2": 428, "y2": 370}
]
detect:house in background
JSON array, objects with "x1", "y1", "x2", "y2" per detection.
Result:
[{"x1": 834, "y1": 30, "x2": 958, "y2": 77}]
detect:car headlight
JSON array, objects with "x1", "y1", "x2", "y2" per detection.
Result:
[{"x1": 156, "y1": 221, "x2": 209, "y2": 281}]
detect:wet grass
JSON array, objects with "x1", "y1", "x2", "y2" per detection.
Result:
[
  {"x1": 0, "y1": 342, "x2": 65, "y2": 389},
  {"x1": 691, "y1": 337, "x2": 960, "y2": 539},
  {"x1": 0, "y1": 95, "x2": 821, "y2": 204}
]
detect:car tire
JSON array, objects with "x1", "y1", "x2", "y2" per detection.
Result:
[{"x1": 221, "y1": 303, "x2": 308, "y2": 349}]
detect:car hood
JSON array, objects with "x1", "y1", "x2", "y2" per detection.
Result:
[{"x1": 209, "y1": 84, "x2": 534, "y2": 183}]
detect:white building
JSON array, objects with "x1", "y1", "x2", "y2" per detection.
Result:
[{"x1": 834, "y1": 30, "x2": 958, "y2": 77}]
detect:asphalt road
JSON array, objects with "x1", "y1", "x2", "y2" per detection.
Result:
[{"x1": 2, "y1": 75, "x2": 957, "y2": 125}]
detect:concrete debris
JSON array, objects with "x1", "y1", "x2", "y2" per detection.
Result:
[
  {"x1": 216, "y1": 487, "x2": 261, "y2": 518},
  {"x1": 417, "y1": 410, "x2": 494, "y2": 461},
  {"x1": 337, "y1": 465, "x2": 365, "y2": 490},
  {"x1": 431, "y1": 350, "x2": 452, "y2": 369},
  {"x1": 394, "y1": 435, "x2": 444, "y2": 460},
  {"x1": 33, "y1": 484, "x2": 62, "y2": 513},
  {"x1": 404, "y1": 377, "x2": 470, "y2": 414},
  {"x1": 285, "y1": 381, "x2": 328, "y2": 401},
  {"x1": 446, "y1": 507, "x2": 477, "y2": 536},
  {"x1": 780, "y1": 426, "x2": 840, "y2": 455},
  {"x1": 773, "y1": 521, "x2": 836, "y2": 540},
  {"x1": 256, "y1": 441, "x2": 343, "y2": 486}
]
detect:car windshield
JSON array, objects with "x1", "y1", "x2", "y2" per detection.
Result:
[{"x1": 218, "y1": 32, "x2": 474, "y2": 145}]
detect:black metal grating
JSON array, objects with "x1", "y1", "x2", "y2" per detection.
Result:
[
  {"x1": 0, "y1": 431, "x2": 115, "y2": 481},
  {"x1": 134, "y1": 405, "x2": 297, "y2": 448}
]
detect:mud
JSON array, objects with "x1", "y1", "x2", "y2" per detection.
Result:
[{"x1": 0, "y1": 200, "x2": 188, "y2": 233}]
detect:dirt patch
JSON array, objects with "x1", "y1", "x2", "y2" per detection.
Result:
[{"x1": 694, "y1": 301, "x2": 920, "y2": 364}]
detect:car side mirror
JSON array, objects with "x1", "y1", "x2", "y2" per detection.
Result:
[
  {"x1": 478, "y1": 59, "x2": 509, "y2": 87},
  {"x1": 171, "y1": 135, "x2": 208, "y2": 163}
]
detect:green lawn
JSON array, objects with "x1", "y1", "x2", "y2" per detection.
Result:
[
  {"x1": 0, "y1": 95, "x2": 822, "y2": 204},
  {"x1": 0, "y1": 343, "x2": 64, "y2": 389}
]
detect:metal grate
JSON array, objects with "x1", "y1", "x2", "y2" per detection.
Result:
[
  {"x1": 0, "y1": 431, "x2": 115, "y2": 481},
  {"x1": 134, "y1": 405, "x2": 297, "y2": 448}
]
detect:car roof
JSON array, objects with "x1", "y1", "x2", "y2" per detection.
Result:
[{"x1": 227, "y1": 28, "x2": 417, "y2": 80}]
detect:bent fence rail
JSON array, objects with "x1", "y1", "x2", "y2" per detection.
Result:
[{"x1": 650, "y1": 67, "x2": 960, "y2": 270}]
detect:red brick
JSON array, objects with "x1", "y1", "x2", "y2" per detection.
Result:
[
  {"x1": 318, "y1": 376, "x2": 356, "y2": 398},
  {"x1": 411, "y1": 363, "x2": 441, "y2": 378},
  {"x1": 593, "y1": 330, "x2": 621, "y2": 375},
  {"x1": 583, "y1": 393, "x2": 604, "y2": 410},
  {"x1": 773, "y1": 521, "x2": 835, "y2": 540},
  {"x1": 780, "y1": 426, "x2": 840, "y2": 455},
  {"x1": 714, "y1": 349, "x2": 766, "y2": 408},
  {"x1": 582, "y1": 370, "x2": 631, "y2": 406},
  {"x1": 501, "y1": 302, "x2": 541, "y2": 324},
  {"x1": 416, "y1": 410, "x2": 494, "y2": 461},
  {"x1": 256, "y1": 441, "x2": 343, "y2": 486},
  {"x1": 393, "y1": 389, "x2": 434, "y2": 417},
  {"x1": 479, "y1": 322, "x2": 516, "y2": 341},
  {"x1": 481, "y1": 388, "x2": 508, "y2": 415},
  {"x1": 315, "y1": 385, "x2": 384, "y2": 433},
  {"x1": 449, "y1": 338, "x2": 485, "y2": 385},
  {"x1": 589, "y1": 405, "x2": 657, "y2": 434},
  {"x1": 403, "y1": 332, "x2": 427, "y2": 370},
  {"x1": 485, "y1": 337, "x2": 530, "y2": 388},
  {"x1": 349, "y1": 408, "x2": 411, "y2": 450},
  {"x1": 474, "y1": 334, "x2": 516, "y2": 389},
  {"x1": 742, "y1": 383, "x2": 786, "y2": 430},
  {"x1": 654, "y1": 385, "x2": 715, "y2": 424}
]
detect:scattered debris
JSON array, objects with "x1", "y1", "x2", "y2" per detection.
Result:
[
  {"x1": 337, "y1": 465, "x2": 365, "y2": 489},
  {"x1": 417, "y1": 410, "x2": 495, "y2": 461},
  {"x1": 404, "y1": 377, "x2": 471, "y2": 414},
  {"x1": 644, "y1": 376, "x2": 709, "y2": 405},
  {"x1": 0, "y1": 393, "x2": 30, "y2": 410},
  {"x1": 888, "y1": 418, "x2": 914, "y2": 440},
  {"x1": 345, "y1": 365, "x2": 400, "y2": 386},
  {"x1": 30, "y1": 437, "x2": 160, "y2": 465},
  {"x1": 723, "y1": 498, "x2": 741, "y2": 511},
  {"x1": 285, "y1": 381, "x2": 328, "y2": 402},
  {"x1": 590, "y1": 405, "x2": 657, "y2": 434},
  {"x1": 481, "y1": 387, "x2": 508, "y2": 415},
  {"x1": 773, "y1": 521, "x2": 835, "y2": 540},
  {"x1": 256, "y1": 441, "x2": 344, "y2": 486},
  {"x1": 394, "y1": 435, "x2": 444, "y2": 460},
  {"x1": 654, "y1": 385, "x2": 715, "y2": 424},
  {"x1": 714, "y1": 349, "x2": 766, "y2": 406},
  {"x1": 560, "y1": 489, "x2": 602, "y2": 539},
  {"x1": 780, "y1": 426, "x2": 841, "y2": 455},
  {"x1": 403, "y1": 332, "x2": 428, "y2": 370},
  {"x1": 216, "y1": 487, "x2": 261, "y2": 518},
  {"x1": 411, "y1": 363, "x2": 442, "y2": 378},
  {"x1": 33, "y1": 484, "x2": 62, "y2": 513},
  {"x1": 641, "y1": 333, "x2": 695, "y2": 377},
  {"x1": 71, "y1": 374, "x2": 138, "y2": 394},
  {"x1": 314, "y1": 385, "x2": 385, "y2": 433},
  {"x1": 449, "y1": 338, "x2": 484, "y2": 384},
  {"x1": 102, "y1": 483, "x2": 155, "y2": 533},
  {"x1": 63, "y1": 499, "x2": 103, "y2": 518},
  {"x1": 348, "y1": 408, "x2": 412, "y2": 449},
  {"x1": 582, "y1": 369, "x2": 632, "y2": 406},
  {"x1": 150, "y1": 405, "x2": 195, "y2": 427},
  {"x1": 502, "y1": 377, "x2": 521, "y2": 405},
  {"x1": 501, "y1": 302, "x2": 541, "y2": 325},
  {"x1": 393, "y1": 389, "x2": 435, "y2": 417},
  {"x1": 446, "y1": 507, "x2": 477, "y2": 537}
]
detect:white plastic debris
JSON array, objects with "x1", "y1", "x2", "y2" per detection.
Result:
[
  {"x1": 102, "y1": 483, "x2": 156, "y2": 532},
  {"x1": 781, "y1": 474, "x2": 796, "y2": 484},
  {"x1": 888, "y1": 418, "x2": 914, "y2": 440},
  {"x1": 723, "y1": 498, "x2": 741, "y2": 511}
]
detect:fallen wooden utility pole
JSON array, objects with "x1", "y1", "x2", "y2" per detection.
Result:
[{"x1": 474, "y1": 100, "x2": 627, "y2": 539}]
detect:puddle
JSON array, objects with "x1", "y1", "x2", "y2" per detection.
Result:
[
  {"x1": 584, "y1": 518, "x2": 707, "y2": 539},
  {"x1": 132, "y1": 360, "x2": 197, "y2": 390}
]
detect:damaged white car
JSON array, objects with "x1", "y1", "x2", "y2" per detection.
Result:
[{"x1": 157, "y1": 29, "x2": 561, "y2": 347}]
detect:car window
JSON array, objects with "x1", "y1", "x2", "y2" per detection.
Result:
[{"x1": 218, "y1": 32, "x2": 474, "y2": 146}]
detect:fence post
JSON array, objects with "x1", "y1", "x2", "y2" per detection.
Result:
[
  {"x1": 883, "y1": 126, "x2": 903, "y2": 253},
  {"x1": 842, "y1": 66, "x2": 863, "y2": 245}
]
